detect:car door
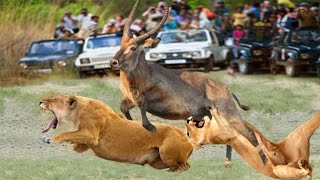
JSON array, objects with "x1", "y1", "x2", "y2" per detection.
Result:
[{"x1": 209, "y1": 30, "x2": 224, "y2": 63}]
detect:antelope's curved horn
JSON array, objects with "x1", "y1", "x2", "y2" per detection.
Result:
[
  {"x1": 135, "y1": 1, "x2": 169, "y2": 44},
  {"x1": 122, "y1": 0, "x2": 140, "y2": 45}
]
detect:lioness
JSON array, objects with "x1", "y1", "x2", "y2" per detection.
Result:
[
  {"x1": 39, "y1": 95, "x2": 193, "y2": 172},
  {"x1": 185, "y1": 107, "x2": 318, "y2": 179}
]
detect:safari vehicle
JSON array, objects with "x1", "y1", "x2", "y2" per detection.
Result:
[
  {"x1": 19, "y1": 39, "x2": 84, "y2": 73},
  {"x1": 270, "y1": 28, "x2": 320, "y2": 77},
  {"x1": 75, "y1": 34, "x2": 122, "y2": 78},
  {"x1": 235, "y1": 28, "x2": 274, "y2": 74},
  {"x1": 145, "y1": 29, "x2": 231, "y2": 71}
]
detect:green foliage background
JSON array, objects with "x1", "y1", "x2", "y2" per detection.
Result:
[{"x1": 0, "y1": 0, "x2": 317, "y2": 24}]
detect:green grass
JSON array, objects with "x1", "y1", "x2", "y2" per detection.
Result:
[
  {"x1": 1, "y1": 157, "x2": 318, "y2": 180},
  {"x1": 227, "y1": 75, "x2": 318, "y2": 114},
  {"x1": 0, "y1": 158, "x2": 271, "y2": 180}
]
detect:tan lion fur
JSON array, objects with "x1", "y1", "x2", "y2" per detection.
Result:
[
  {"x1": 40, "y1": 95, "x2": 193, "y2": 172},
  {"x1": 185, "y1": 108, "x2": 319, "y2": 179}
]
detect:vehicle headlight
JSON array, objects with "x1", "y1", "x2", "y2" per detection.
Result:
[
  {"x1": 80, "y1": 58, "x2": 90, "y2": 64},
  {"x1": 300, "y1": 53, "x2": 309, "y2": 59},
  {"x1": 150, "y1": 53, "x2": 166, "y2": 59},
  {"x1": 288, "y1": 52, "x2": 297, "y2": 60},
  {"x1": 150, "y1": 53, "x2": 159, "y2": 59},
  {"x1": 253, "y1": 50, "x2": 262, "y2": 56},
  {"x1": 192, "y1": 51, "x2": 201, "y2": 58},
  {"x1": 182, "y1": 52, "x2": 192, "y2": 58},
  {"x1": 19, "y1": 63, "x2": 27, "y2": 69},
  {"x1": 58, "y1": 61, "x2": 67, "y2": 67}
]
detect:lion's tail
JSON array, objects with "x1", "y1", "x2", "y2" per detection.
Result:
[{"x1": 232, "y1": 93, "x2": 250, "y2": 111}]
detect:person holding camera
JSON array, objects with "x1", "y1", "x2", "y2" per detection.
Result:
[{"x1": 142, "y1": 6, "x2": 162, "y2": 31}]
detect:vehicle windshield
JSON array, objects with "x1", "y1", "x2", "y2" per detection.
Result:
[
  {"x1": 86, "y1": 35, "x2": 122, "y2": 49},
  {"x1": 245, "y1": 28, "x2": 274, "y2": 40},
  {"x1": 290, "y1": 30, "x2": 320, "y2": 44},
  {"x1": 159, "y1": 31, "x2": 208, "y2": 44},
  {"x1": 29, "y1": 40, "x2": 79, "y2": 55}
]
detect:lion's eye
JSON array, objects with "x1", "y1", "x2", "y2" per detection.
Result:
[{"x1": 131, "y1": 46, "x2": 137, "y2": 51}]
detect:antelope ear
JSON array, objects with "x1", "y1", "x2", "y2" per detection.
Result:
[
  {"x1": 68, "y1": 95, "x2": 77, "y2": 109},
  {"x1": 142, "y1": 37, "x2": 161, "y2": 48}
]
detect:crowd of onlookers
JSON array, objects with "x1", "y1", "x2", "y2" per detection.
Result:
[{"x1": 54, "y1": 0, "x2": 320, "y2": 41}]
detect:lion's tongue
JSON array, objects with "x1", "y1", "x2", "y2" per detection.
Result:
[{"x1": 42, "y1": 116, "x2": 58, "y2": 133}]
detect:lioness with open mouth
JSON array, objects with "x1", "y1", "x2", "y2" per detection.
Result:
[
  {"x1": 185, "y1": 107, "x2": 318, "y2": 179},
  {"x1": 39, "y1": 95, "x2": 193, "y2": 172}
]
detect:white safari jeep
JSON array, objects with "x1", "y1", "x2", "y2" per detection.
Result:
[
  {"x1": 75, "y1": 34, "x2": 121, "y2": 77},
  {"x1": 145, "y1": 29, "x2": 231, "y2": 71}
]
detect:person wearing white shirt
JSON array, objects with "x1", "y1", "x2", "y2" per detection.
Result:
[
  {"x1": 61, "y1": 11, "x2": 79, "y2": 33},
  {"x1": 77, "y1": 8, "x2": 93, "y2": 38},
  {"x1": 88, "y1": 15, "x2": 100, "y2": 36}
]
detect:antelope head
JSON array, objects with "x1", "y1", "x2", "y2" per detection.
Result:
[{"x1": 110, "y1": 0, "x2": 169, "y2": 72}]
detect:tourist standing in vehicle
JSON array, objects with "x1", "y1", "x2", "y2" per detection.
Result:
[
  {"x1": 102, "y1": 19, "x2": 117, "y2": 34},
  {"x1": 77, "y1": 8, "x2": 93, "y2": 38},
  {"x1": 88, "y1": 15, "x2": 100, "y2": 36},
  {"x1": 228, "y1": 24, "x2": 246, "y2": 75},
  {"x1": 297, "y1": 2, "x2": 318, "y2": 29},
  {"x1": 59, "y1": 29, "x2": 78, "y2": 40},
  {"x1": 232, "y1": 6, "x2": 247, "y2": 27},
  {"x1": 61, "y1": 11, "x2": 79, "y2": 34},
  {"x1": 143, "y1": 7, "x2": 162, "y2": 31}
]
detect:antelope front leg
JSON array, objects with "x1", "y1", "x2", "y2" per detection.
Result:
[
  {"x1": 139, "y1": 101, "x2": 156, "y2": 132},
  {"x1": 120, "y1": 99, "x2": 135, "y2": 120},
  {"x1": 224, "y1": 145, "x2": 233, "y2": 168},
  {"x1": 52, "y1": 130, "x2": 98, "y2": 146}
]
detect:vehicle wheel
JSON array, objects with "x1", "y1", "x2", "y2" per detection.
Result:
[
  {"x1": 78, "y1": 71, "x2": 85, "y2": 79},
  {"x1": 285, "y1": 60, "x2": 299, "y2": 77},
  {"x1": 221, "y1": 52, "x2": 232, "y2": 69},
  {"x1": 204, "y1": 56, "x2": 214, "y2": 72},
  {"x1": 238, "y1": 57, "x2": 251, "y2": 74},
  {"x1": 316, "y1": 67, "x2": 320, "y2": 78}
]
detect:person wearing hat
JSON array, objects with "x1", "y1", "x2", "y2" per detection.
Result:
[
  {"x1": 102, "y1": 19, "x2": 117, "y2": 34},
  {"x1": 61, "y1": 11, "x2": 79, "y2": 34},
  {"x1": 297, "y1": 2, "x2": 318, "y2": 29}
]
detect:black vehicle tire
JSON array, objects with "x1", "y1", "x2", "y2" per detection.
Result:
[
  {"x1": 238, "y1": 56, "x2": 252, "y2": 74},
  {"x1": 78, "y1": 71, "x2": 86, "y2": 79},
  {"x1": 220, "y1": 52, "x2": 232, "y2": 69},
  {"x1": 285, "y1": 60, "x2": 299, "y2": 77},
  {"x1": 316, "y1": 66, "x2": 320, "y2": 78},
  {"x1": 205, "y1": 56, "x2": 214, "y2": 72}
]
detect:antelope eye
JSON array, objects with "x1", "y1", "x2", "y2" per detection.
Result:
[{"x1": 130, "y1": 46, "x2": 137, "y2": 51}]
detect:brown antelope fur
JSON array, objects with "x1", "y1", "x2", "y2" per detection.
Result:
[
  {"x1": 110, "y1": 0, "x2": 266, "y2": 166},
  {"x1": 39, "y1": 95, "x2": 193, "y2": 172},
  {"x1": 186, "y1": 107, "x2": 319, "y2": 179}
]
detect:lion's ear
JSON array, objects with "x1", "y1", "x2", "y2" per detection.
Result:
[{"x1": 68, "y1": 95, "x2": 77, "y2": 109}]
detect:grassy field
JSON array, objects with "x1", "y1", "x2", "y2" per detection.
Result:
[{"x1": 0, "y1": 70, "x2": 319, "y2": 179}]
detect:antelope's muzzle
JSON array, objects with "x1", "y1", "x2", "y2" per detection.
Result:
[{"x1": 110, "y1": 59, "x2": 120, "y2": 69}]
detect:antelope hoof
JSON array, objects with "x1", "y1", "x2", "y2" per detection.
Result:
[
  {"x1": 224, "y1": 159, "x2": 232, "y2": 168},
  {"x1": 144, "y1": 123, "x2": 156, "y2": 133}
]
